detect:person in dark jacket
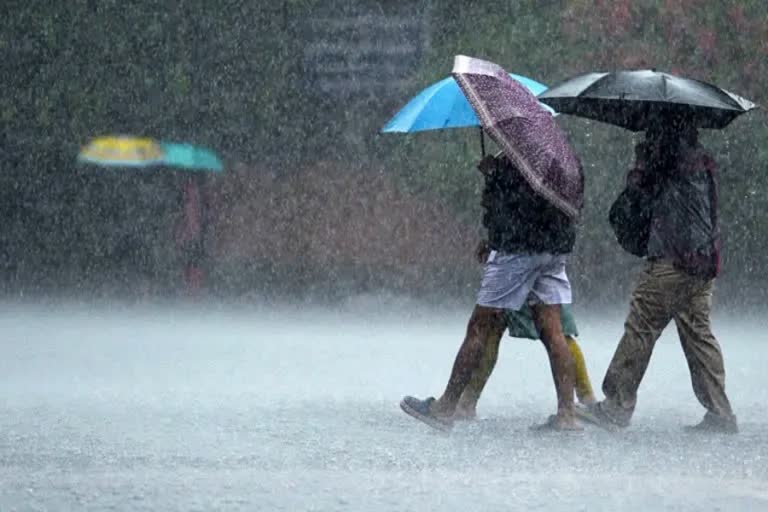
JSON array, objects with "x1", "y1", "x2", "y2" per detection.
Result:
[
  {"x1": 579, "y1": 117, "x2": 738, "y2": 433},
  {"x1": 400, "y1": 152, "x2": 580, "y2": 431}
]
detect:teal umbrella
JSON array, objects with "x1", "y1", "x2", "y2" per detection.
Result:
[{"x1": 160, "y1": 142, "x2": 224, "y2": 172}]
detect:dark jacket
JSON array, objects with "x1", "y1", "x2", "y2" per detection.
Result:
[
  {"x1": 631, "y1": 140, "x2": 720, "y2": 278},
  {"x1": 482, "y1": 156, "x2": 575, "y2": 255}
]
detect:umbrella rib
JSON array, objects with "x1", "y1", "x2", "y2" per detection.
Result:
[
  {"x1": 382, "y1": 78, "x2": 448, "y2": 132},
  {"x1": 572, "y1": 73, "x2": 612, "y2": 98},
  {"x1": 409, "y1": 78, "x2": 454, "y2": 131}
]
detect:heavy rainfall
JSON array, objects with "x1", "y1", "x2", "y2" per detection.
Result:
[{"x1": 1, "y1": 1, "x2": 767, "y2": 511}]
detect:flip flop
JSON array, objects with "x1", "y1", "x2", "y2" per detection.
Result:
[{"x1": 399, "y1": 396, "x2": 453, "y2": 432}]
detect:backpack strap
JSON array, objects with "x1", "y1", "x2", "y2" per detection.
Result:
[{"x1": 704, "y1": 158, "x2": 721, "y2": 277}]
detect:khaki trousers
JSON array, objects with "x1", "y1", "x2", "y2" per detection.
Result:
[{"x1": 601, "y1": 261, "x2": 734, "y2": 423}]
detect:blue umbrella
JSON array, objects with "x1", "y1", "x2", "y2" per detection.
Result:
[{"x1": 382, "y1": 73, "x2": 552, "y2": 133}]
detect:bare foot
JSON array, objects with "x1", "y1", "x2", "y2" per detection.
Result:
[{"x1": 530, "y1": 414, "x2": 583, "y2": 431}]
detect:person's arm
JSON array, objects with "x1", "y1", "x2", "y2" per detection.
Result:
[{"x1": 475, "y1": 239, "x2": 491, "y2": 264}]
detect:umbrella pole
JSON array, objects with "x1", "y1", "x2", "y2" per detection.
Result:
[
  {"x1": 198, "y1": 172, "x2": 207, "y2": 295},
  {"x1": 479, "y1": 127, "x2": 486, "y2": 156}
]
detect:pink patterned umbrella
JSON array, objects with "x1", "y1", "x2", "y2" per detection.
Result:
[{"x1": 453, "y1": 55, "x2": 584, "y2": 218}]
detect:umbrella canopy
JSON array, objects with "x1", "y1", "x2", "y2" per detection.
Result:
[
  {"x1": 382, "y1": 74, "x2": 552, "y2": 133},
  {"x1": 78, "y1": 136, "x2": 165, "y2": 167},
  {"x1": 538, "y1": 69, "x2": 757, "y2": 131},
  {"x1": 160, "y1": 142, "x2": 224, "y2": 172},
  {"x1": 78, "y1": 136, "x2": 224, "y2": 172},
  {"x1": 453, "y1": 55, "x2": 583, "y2": 218}
]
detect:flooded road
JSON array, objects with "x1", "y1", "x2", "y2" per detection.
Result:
[{"x1": 1, "y1": 302, "x2": 766, "y2": 511}]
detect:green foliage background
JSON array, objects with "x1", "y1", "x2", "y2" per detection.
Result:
[{"x1": 1, "y1": 0, "x2": 765, "y2": 305}]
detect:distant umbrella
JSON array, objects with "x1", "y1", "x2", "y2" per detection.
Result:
[
  {"x1": 453, "y1": 55, "x2": 583, "y2": 218},
  {"x1": 78, "y1": 136, "x2": 165, "y2": 168},
  {"x1": 160, "y1": 142, "x2": 224, "y2": 173},
  {"x1": 538, "y1": 69, "x2": 757, "y2": 131},
  {"x1": 78, "y1": 136, "x2": 223, "y2": 172}
]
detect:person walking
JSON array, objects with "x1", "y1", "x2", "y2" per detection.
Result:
[
  {"x1": 580, "y1": 117, "x2": 738, "y2": 434},
  {"x1": 400, "y1": 152, "x2": 580, "y2": 431}
]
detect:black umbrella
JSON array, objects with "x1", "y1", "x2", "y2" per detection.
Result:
[{"x1": 538, "y1": 70, "x2": 757, "y2": 131}]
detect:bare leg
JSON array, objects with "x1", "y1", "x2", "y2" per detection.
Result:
[
  {"x1": 454, "y1": 327, "x2": 504, "y2": 419},
  {"x1": 532, "y1": 304, "x2": 577, "y2": 426},
  {"x1": 454, "y1": 329, "x2": 594, "y2": 420},
  {"x1": 431, "y1": 305, "x2": 506, "y2": 417}
]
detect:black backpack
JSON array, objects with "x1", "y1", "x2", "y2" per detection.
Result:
[{"x1": 608, "y1": 185, "x2": 654, "y2": 257}]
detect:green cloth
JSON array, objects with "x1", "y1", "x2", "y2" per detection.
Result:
[{"x1": 504, "y1": 303, "x2": 579, "y2": 339}]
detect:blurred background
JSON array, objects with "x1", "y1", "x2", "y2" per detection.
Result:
[{"x1": 1, "y1": 0, "x2": 766, "y2": 308}]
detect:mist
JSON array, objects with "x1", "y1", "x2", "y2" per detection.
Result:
[
  {"x1": 1, "y1": 302, "x2": 766, "y2": 510},
  {"x1": 3, "y1": 0, "x2": 768, "y2": 509}
]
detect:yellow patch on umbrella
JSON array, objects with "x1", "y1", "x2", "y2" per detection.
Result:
[{"x1": 79, "y1": 136, "x2": 165, "y2": 166}]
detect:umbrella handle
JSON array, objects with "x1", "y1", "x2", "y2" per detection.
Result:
[{"x1": 479, "y1": 127, "x2": 486, "y2": 157}]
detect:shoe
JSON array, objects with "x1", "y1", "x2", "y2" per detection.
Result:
[
  {"x1": 530, "y1": 414, "x2": 583, "y2": 432},
  {"x1": 685, "y1": 412, "x2": 739, "y2": 434},
  {"x1": 399, "y1": 396, "x2": 453, "y2": 432},
  {"x1": 574, "y1": 402, "x2": 628, "y2": 431}
]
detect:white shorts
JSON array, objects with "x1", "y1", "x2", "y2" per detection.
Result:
[{"x1": 476, "y1": 251, "x2": 572, "y2": 311}]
